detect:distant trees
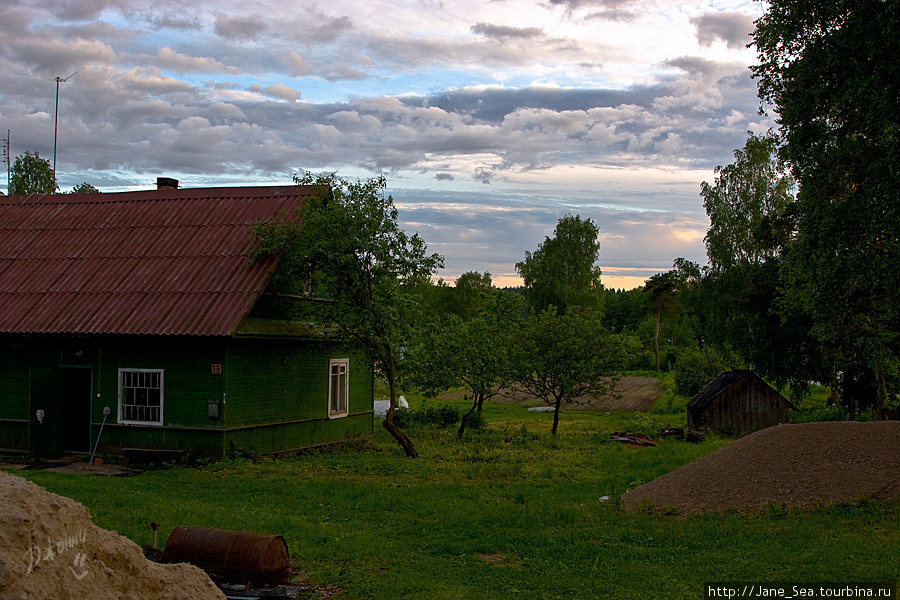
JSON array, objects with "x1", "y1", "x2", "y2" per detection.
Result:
[
  {"x1": 10, "y1": 151, "x2": 57, "y2": 194},
  {"x1": 701, "y1": 133, "x2": 794, "y2": 273},
  {"x1": 644, "y1": 271, "x2": 681, "y2": 373},
  {"x1": 516, "y1": 215, "x2": 603, "y2": 313},
  {"x1": 69, "y1": 182, "x2": 99, "y2": 194},
  {"x1": 8, "y1": 151, "x2": 99, "y2": 195},
  {"x1": 406, "y1": 214, "x2": 629, "y2": 436}
]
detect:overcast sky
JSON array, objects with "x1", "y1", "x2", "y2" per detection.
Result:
[{"x1": 0, "y1": 0, "x2": 773, "y2": 289}]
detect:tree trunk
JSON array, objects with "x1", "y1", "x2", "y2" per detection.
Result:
[
  {"x1": 551, "y1": 396, "x2": 562, "y2": 435},
  {"x1": 654, "y1": 306, "x2": 661, "y2": 372},
  {"x1": 875, "y1": 354, "x2": 887, "y2": 420},
  {"x1": 457, "y1": 393, "x2": 480, "y2": 439},
  {"x1": 701, "y1": 337, "x2": 714, "y2": 377},
  {"x1": 381, "y1": 358, "x2": 418, "y2": 458}
]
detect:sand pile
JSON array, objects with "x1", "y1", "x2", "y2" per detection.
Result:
[
  {"x1": 0, "y1": 471, "x2": 224, "y2": 600},
  {"x1": 621, "y1": 421, "x2": 900, "y2": 515}
]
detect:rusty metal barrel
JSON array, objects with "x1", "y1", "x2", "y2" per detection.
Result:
[{"x1": 163, "y1": 526, "x2": 291, "y2": 587}]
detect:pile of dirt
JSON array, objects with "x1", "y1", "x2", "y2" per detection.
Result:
[
  {"x1": 0, "y1": 471, "x2": 224, "y2": 600},
  {"x1": 621, "y1": 421, "x2": 900, "y2": 515}
]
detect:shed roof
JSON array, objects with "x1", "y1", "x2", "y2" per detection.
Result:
[
  {"x1": 687, "y1": 370, "x2": 756, "y2": 410},
  {"x1": 0, "y1": 186, "x2": 313, "y2": 336}
]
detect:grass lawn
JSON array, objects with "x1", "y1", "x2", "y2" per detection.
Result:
[{"x1": 9, "y1": 397, "x2": 900, "y2": 599}]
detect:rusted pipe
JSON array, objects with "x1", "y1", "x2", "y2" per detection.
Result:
[{"x1": 163, "y1": 526, "x2": 291, "y2": 587}]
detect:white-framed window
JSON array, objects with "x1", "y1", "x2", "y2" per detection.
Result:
[
  {"x1": 118, "y1": 368, "x2": 164, "y2": 425},
  {"x1": 328, "y1": 358, "x2": 349, "y2": 418}
]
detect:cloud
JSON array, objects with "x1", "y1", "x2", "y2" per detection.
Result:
[
  {"x1": 123, "y1": 66, "x2": 196, "y2": 94},
  {"x1": 10, "y1": 38, "x2": 115, "y2": 74},
  {"x1": 257, "y1": 83, "x2": 301, "y2": 102},
  {"x1": 583, "y1": 8, "x2": 637, "y2": 22},
  {"x1": 0, "y1": 6, "x2": 32, "y2": 34},
  {"x1": 690, "y1": 11, "x2": 756, "y2": 50},
  {"x1": 284, "y1": 51, "x2": 313, "y2": 77},
  {"x1": 474, "y1": 168, "x2": 493, "y2": 184},
  {"x1": 308, "y1": 15, "x2": 354, "y2": 43},
  {"x1": 146, "y1": 14, "x2": 201, "y2": 30},
  {"x1": 213, "y1": 13, "x2": 267, "y2": 41},
  {"x1": 548, "y1": 0, "x2": 641, "y2": 21},
  {"x1": 155, "y1": 47, "x2": 240, "y2": 74},
  {"x1": 54, "y1": 0, "x2": 127, "y2": 22},
  {"x1": 470, "y1": 23, "x2": 545, "y2": 39},
  {"x1": 435, "y1": 173, "x2": 455, "y2": 181}
]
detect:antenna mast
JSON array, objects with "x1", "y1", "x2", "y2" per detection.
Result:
[
  {"x1": 52, "y1": 72, "x2": 76, "y2": 180},
  {"x1": 1, "y1": 130, "x2": 8, "y2": 192}
]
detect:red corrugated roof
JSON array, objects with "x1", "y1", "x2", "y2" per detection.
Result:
[{"x1": 0, "y1": 186, "x2": 313, "y2": 336}]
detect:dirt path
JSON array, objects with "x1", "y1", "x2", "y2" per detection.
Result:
[{"x1": 435, "y1": 375, "x2": 662, "y2": 412}]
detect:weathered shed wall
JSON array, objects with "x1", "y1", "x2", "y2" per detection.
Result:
[{"x1": 687, "y1": 372, "x2": 790, "y2": 435}]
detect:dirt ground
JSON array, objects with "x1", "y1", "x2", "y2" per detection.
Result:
[
  {"x1": 435, "y1": 376, "x2": 662, "y2": 412},
  {"x1": 621, "y1": 421, "x2": 900, "y2": 514}
]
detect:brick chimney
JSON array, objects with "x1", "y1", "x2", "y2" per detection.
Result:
[{"x1": 156, "y1": 177, "x2": 179, "y2": 190}]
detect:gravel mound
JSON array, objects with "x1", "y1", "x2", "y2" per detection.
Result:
[
  {"x1": 621, "y1": 421, "x2": 900, "y2": 515},
  {"x1": 0, "y1": 471, "x2": 224, "y2": 600}
]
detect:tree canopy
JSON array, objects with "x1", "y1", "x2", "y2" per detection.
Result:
[
  {"x1": 753, "y1": 0, "x2": 900, "y2": 415},
  {"x1": 10, "y1": 151, "x2": 57, "y2": 195},
  {"x1": 510, "y1": 306, "x2": 623, "y2": 435},
  {"x1": 516, "y1": 214, "x2": 603, "y2": 314},
  {"x1": 69, "y1": 182, "x2": 99, "y2": 194},
  {"x1": 405, "y1": 290, "x2": 520, "y2": 437},
  {"x1": 701, "y1": 132, "x2": 795, "y2": 273}
]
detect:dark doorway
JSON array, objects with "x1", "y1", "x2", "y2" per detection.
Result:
[
  {"x1": 29, "y1": 367, "x2": 92, "y2": 457},
  {"x1": 29, "y1": 367, "x2": 64, "y2": 458},
  {"x1": 62, "y1": 368, "x2": 92, "y2": 452}
]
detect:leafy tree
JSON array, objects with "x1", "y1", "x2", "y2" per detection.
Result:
[
  {"x1": 516, "y1": 215, "x2": 603, "y2": 314},
  {"x1": 450, "y1": 271, "x2": 493, "y2": 320},
  {"x1": 603, "y1": 287, "x2": 649, "y2": 334},
  {"x1": 10, "y1": 151, "x2": 57, "y2": 194},
  {"x1": 69, "y1": 182, "x2": 99, "y2": 194},
  {"x1": 251, "y1": 173, "x2": 443, "y2": 457},
  {"x1": 699, "y1": 133, "x2": 824, "y2": 395},
  {"x1": 753, "y1": 0, "x2": 900, "y2": 415},
  {"x1": 701, "y1": 133, "x2": 795, "y2": 272},
  {"x1": 673, "y1": 347, "x2": 727, "y2": 397},
  {"x1": 405, "y1": 290, "x2": 520, "y2": 438},
  {"x1": 510, "y1": 306, "x2": 623, "y2": 435},
  {"x1": 644, "y1": 271, "x2": 682, "y2": 373}
]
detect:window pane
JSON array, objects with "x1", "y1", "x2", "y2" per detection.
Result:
[{"x1": 120, "y1": 370, "x2": 162, "y2": 423}]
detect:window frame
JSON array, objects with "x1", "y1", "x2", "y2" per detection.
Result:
[
  {"x1": 327, "y1": 358, "x2": 350, "y2": 419},
  {"x1": 117, "y1": 368, "x2": 164, "y2": 426}
]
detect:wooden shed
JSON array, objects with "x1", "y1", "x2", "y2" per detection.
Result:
[{"x1": 687, "y1": 370, "x2": 791, "y2": 435}]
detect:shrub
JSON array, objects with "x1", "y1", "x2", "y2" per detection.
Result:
[
  {"x1": 392, "y1": 405, "x2": 461, "y2": 429},
  {"x1": 673, "y1": 348, "x2": 715, "y2": 397},
  {"x1": 464, "y1": 409, "x2": 487, "y2": 431}
]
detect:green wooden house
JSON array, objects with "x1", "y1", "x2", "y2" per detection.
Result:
[{"x1": 0, "y1": 182, "x2": 373, "y2": 458}]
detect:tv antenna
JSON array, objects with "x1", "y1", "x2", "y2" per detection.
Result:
[
  {"x1": 1, "y1": 129, "x2": 9, "y2": 192},
  {"x1": 52, "y1": 72, "x2": 77, "y2": 179}
]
